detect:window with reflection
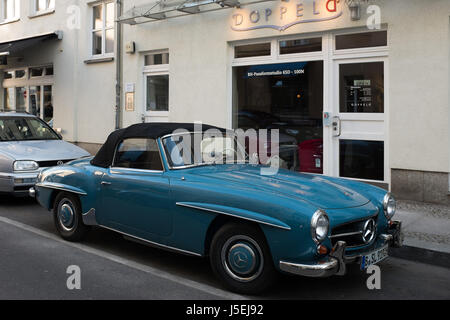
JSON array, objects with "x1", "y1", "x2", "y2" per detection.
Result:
[
  {"x1": 114, "y1": 138, "x2": 163, "y2": 171},
  {"x1": 233, "y1": 61, "x2": 324, "y2": 173},
  {"x1": 91, "y1": 1, "x2": 114, "y2": 56},
  {"x1": 340, "y1": 140, "x2": 384, "y2": 181}
]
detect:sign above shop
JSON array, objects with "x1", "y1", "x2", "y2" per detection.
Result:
[
  {"x1": 245, "y1": 62, "x2": 307, "y2": 78},
  {"x1": 231, "y1": 0, "x2": 343, "y2": 32}
]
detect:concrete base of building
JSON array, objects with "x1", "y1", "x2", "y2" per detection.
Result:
[
  {"x1": 391, "y1": 169, "x2": 450, "y2": 205},
  {"x1": 74, "y1": 142, "x2": 102, "y2": 156}
]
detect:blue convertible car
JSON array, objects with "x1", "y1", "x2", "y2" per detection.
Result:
[{"x1": 31, "y1": 123, "x2": 403, "y2": 294}]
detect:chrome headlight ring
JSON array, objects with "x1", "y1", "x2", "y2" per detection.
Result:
[
  {"x1": 383, "y1": 192, "x2": 396, "y2": 220},
  {"x1": 310, "y1": 209, "x2": 329, "y2": 244}
]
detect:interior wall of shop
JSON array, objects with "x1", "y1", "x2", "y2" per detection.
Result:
[
  {"x1": 0, "y1": 0, "x2": 116, "y2": 148},
  {"x1": 122, "y1": 0, "x2": 450, "y2": 203}
]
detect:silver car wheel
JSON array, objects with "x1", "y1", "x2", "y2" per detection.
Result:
[
  {"x1": 220, "y1": 235, "x2": 264, "y2": 283},
  {"x1": 57, "y1": 198, "x2": 76, "y2": 232}
]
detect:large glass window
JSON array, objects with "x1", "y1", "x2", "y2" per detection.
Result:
[
  {"x1": 339, "y1": 62, "x2": 384, "y2": 113},
  {"x1": 233, "y1": 61, "x2": 324, "y2": 172},
  {"x1": 29, "y1": 86, "x2": 41, "y2": 117},
  {"x1": 15, "y1": 87, "x2": 26, "y2": 112},
  {"x1": 114, "y1": 138, "x2": 163, "y2": 171},
  {"x1": 43, "y1": 85, "x2": 53, "y2": 123},
  {"x1": 146, "y1": 75, "x2": 169, "y2": 112}
]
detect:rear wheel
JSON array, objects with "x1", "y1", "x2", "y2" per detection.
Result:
[
  {"x1": 53, "y1": 192, "x2": 89, "y2": 242},
  {"x1": 210, "y1": 223, "x2": 277, "y2": 295}
]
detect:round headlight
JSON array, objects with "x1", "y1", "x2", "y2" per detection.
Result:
[
  {"x1": 13, "y1": 160, "x2": 39, "y2": 172},
  {"x1": 383, "y1": 193, "x2": 396, "y2": 219},
  {"x1": 311, "y1": 210, "x2": 329, "y2": 243}
]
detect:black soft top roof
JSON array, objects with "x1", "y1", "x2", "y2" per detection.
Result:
[{"x1": 91, "y1": 122, "x2": 227, "y2": 168}]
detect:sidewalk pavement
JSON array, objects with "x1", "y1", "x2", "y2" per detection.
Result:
[{"x1": 390, "y1": 200, "x2": 450, "y2": 268}]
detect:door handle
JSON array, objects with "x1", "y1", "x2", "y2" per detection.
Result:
[{"x1": 101, "y1": 181, "x2": 112, "y2": 186}]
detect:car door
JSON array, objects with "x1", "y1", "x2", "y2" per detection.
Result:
[{"x1": 99, "y1": 138, "x2": 173, "y2": 238}]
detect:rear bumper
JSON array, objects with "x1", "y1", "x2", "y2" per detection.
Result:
[{"x1": 279, "y1": 220, "x2": 403, "y2": 277}]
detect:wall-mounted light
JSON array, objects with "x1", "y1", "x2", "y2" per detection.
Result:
[{"x1": 348, "y1": 0, "x2": 361, "y2": 21}]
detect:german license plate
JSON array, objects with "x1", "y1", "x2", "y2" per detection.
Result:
[{"x1": 360, "y1": 245, "x2": 389, "y2": 270}]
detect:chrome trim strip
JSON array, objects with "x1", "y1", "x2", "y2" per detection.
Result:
[
  {"x1": 35, "y1": 182, "x2": 87, "y2": 196},
  {"x1": 176, "y1": 202, "x2": 291, "y2": 231},
  {"x1": 329, "y1": 230, "x2": 363, "y2": 238},
  {"x1": 99, "y1": 225, "x2": 202, "y2": 257},
  {"x1": 110, "y1": 167, "x2": 163, "y2": 174}
]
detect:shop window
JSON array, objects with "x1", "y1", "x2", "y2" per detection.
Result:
[
  {"x1": 45, "y1": 66, "x2": 53, "y2": 76},
  {"x1": 279, "y1": 37, "x2": 322, "y2": 55},
  {"x1": 15, "y1": 87, "x2": 26, "y2": 112},
  {"x1": 30, "y1": 67, "x2": 44, "y2": 77},
  {"x1": 0, "y1": 0, "x2": 19, "y2": 22},
  {"x1": 29, "y1": 86, "x2": 41, "y2": 117},
  {"x1": 15, "y1": 70, "x2": 25, "y2": 78},
  {"x1": 235, "y1": 43, "x2": 271, "y2": 59},
  {"x1": 3, "y1": 70, "x2": 13, "y2": 79},
  {"x1": 43, "y1": 85, "x2": 53, "y2": 123},
  {"x1": 340, "y1": 140, "x2": 384, "y2": 181},
  {"x1": 91, "y1": 1, "x2": 114, "y2": 56},
  {"x1": 233, "y1": 61, "x2": 324, "y2": 172},
  {"x1": 146, "y1": 75, "x2": 169, "y2": 112},
  {"x1": 336, "y1": 31, "x2": 387, "y2": 50},
  {"x1": 114, "y1": 138, "x2": 163, "y2": 171},
  {"x1": 145, "y1": 53, "x2": 169, "y2": 66},
  {"x1": 3, "y1": 88, "x2": 14, "y2": 111},
  {"x1": 339, "y1": 62, "x2": 384, "y2": 113}
]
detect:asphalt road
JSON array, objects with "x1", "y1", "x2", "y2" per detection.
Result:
[{"x1": 0, "y1": 195, "x2": 449, "y2": 300}]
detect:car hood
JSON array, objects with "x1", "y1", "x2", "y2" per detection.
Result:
[
  {"x1": 0, "y1": 140, "x2": 90, "y2": 161},
  {"x1": 193, "y1": 165, "x2": 370, "y2": 209}
]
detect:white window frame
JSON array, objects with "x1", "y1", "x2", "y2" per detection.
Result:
[
  {"x1": 142, "y1": 50, "x2": 170, "y2": 121},
  {"x1": 90, "y1": 1, "x2": 115, "y2": 59},
  {"x1": 30, "y1": 0, "x2": 55, "y2": 17},
  {"x1": 0, "y1": 0, "x2": 20, "y2": 24}
]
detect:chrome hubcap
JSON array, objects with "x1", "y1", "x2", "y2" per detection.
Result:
[
  {"x1": 58, "y1": 199, "x2": 75, "y2": 231},
  {"x1": 221, "y1": 235, "x2": 263, "y2": 282}
]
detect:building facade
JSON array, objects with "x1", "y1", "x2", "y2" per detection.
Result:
[{"x1": 1, "y1": 0, "x2": 450, "y2": 205}]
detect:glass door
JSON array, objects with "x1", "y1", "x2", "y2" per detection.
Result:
[
  {"x1": 331, "y1": 58, "x2": 387, "y2": 182},
  {"x1": 143, "y1": 73, "x2": 169, "y2": 123}
]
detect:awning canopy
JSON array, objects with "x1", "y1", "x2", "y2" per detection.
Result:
[
  {"x1": 0, "y1": 31, "x2": 62, "y2": 57},
  {"x1": 118, "y1": 0, "x2": 270, "y2": 25}
]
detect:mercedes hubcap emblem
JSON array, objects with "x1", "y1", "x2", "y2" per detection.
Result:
[
  {"x1": 362, "y1": 219, "x2": 376, "y2": 243},
  {"x1": 233, "y1": 252, "x2": 248, "y2": 267}
]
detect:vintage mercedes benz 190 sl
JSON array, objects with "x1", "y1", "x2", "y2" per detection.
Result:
[{"x1": 31, "y1": 123, "x2": 403, "y2": 294}]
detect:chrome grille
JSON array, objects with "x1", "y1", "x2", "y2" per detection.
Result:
[{"x1": 330, "y1": 215, "x2": 378, "y2": 248}]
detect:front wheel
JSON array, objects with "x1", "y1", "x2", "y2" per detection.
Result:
[
  {"x1": 210, "y1": 223, "x2": 277, "y2": 295},
  {"x1": 53, "y1": 192, "x2": 90, "y2": 242}
]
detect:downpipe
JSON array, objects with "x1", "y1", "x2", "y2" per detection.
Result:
[{"x1": 115, "y1": 0, "x2": 122, "y2": 130}]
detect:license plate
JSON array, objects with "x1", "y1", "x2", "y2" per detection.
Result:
[{"x1": 360, "y1": 245, "x2": 389, "y2": 270}]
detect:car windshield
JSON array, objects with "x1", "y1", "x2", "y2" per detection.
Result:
[
  {"x1": 0, "y1": 117, "x2": 60, "y2": 141},
  {"x1": 162, "y1": 132, "x2": 248, "y2": 168}
]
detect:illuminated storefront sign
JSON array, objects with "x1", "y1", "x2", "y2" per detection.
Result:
[{"x1": 231, "y1": 0, "x2": 343, "y2": 32}]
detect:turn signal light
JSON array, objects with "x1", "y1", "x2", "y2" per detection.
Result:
[{"x1": 317, "y1": 245, "x2": 329, "y2": 255}]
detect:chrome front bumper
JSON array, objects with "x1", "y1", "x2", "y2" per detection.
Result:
[{"x1": 279, "y1": 221, "x2": 403, "y2": 277}]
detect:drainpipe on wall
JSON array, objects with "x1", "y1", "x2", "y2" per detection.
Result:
[{"x1": 115, "y1": 0, "x2": 122, "y2": 130}]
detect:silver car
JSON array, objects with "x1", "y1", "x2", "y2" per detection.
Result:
[{"x1": 0, "y1": 112, "x2": 90, "y2": 195}]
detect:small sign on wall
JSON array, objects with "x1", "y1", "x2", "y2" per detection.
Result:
[{"x1": 125, "y1": 92, "x2": 135, "y2": 112}]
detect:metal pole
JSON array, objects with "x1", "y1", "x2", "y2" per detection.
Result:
[{"x1": 115, "y1": 0, "x2": 122, "y2": 129}]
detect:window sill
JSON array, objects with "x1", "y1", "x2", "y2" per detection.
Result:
[
  {"x1": 84, "y1": 56, "x2": 114, "y2": 64},
  {"x1": 28, "y1": 9, "x2": 55, "y2": 19},
  {"x1": 0, "y1": 18, "x2": 20, "y2": 26}
]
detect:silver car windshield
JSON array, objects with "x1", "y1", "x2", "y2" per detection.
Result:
[
  {"x1": 0, "y1": 117, "x2": 60, "y2": 141},
  {"x1": 162, "y1": 132, "x2": 248, "y2": 169}
]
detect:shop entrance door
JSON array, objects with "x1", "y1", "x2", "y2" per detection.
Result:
[{"x1": 330, "y1": 57, "x2": 387, "y2": 183}]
